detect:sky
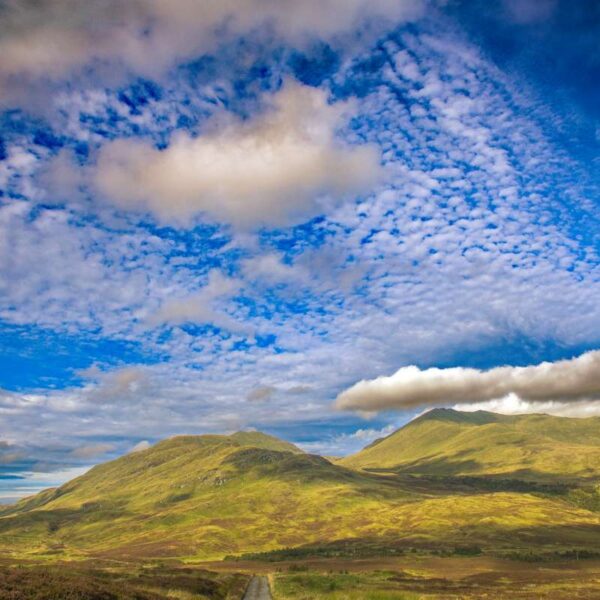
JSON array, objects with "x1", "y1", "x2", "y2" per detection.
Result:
[{"x1": 0, "y1": 0, "x2": 598, "y2": 502}]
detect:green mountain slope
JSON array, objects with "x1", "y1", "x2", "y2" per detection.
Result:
[
  {"x1": 1, "y1": 422, "x2": 600, "y2": 562},
  {"x1": 0, "y1": 431, "x2": 411, "y2": 560},
  {"x1": 340, "y1": 408, "x2": 600, "y2": 481}
]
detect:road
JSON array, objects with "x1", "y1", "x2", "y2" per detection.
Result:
[{"x1": 242, "y1": 575, "x2": 272, "y2": 600}]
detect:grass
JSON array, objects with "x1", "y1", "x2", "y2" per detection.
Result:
[
  {"x1": 0, "y1": 563, "x2": 249, "y2": 600},
  {"x1": 272, "y1": 571, "x2": 421, "y2": 599},
  {"x1": 1, "y1": 412, "x2": 600, "y2": 565},
  {"x1": 340, "y1": 408, "x2": 600, "y2": 482},
  {"x1": 1, "y1": 413, "x2": 600, "y2": 598},
  {"x1": 266, "y1": 557, "x2": 600, "y2": 599},
  {"x1": 11, "y1": 558, "x2": 600, "y2": 600}
]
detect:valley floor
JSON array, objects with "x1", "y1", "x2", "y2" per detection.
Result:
[
  {"x1": 203, "y1": 555, "x2": 600, "y2": 599},
  {"x1": 2, "y1": 555, "x2": 600, "y2": 598}
]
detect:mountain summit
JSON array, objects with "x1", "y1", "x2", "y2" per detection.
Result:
[{"x1": 340, "y1": 408, "x2": 600, "y2": 480}]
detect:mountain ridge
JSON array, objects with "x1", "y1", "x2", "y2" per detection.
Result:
[
  {"x1": 2, "y1": 410, "x2": 600, "y2": 562},
  {"x1": 341, "y1": 408, "x2": 600, "y2": 480}
]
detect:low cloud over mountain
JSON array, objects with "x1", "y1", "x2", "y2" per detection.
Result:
[{"x1": 336, "y1": 350, "x2": 600, "y2": 412}]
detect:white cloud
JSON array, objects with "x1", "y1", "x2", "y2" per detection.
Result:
[
  {"x1": 0, "y1": 0, "x2": 423, "y2": 106},
  {"x1": 147, "y1": 270, "x2": 253, "y2": 335},
  {"x1": 82, "y1": 366, "x2": 153, "y2": 404},
  {"x1": 242, "y1": 254, "x2": 298, "y2": 283},
  {"x1": 130, "y1": 440, "x2": 151, "y2": 453},
  {"x1": 93, "y1": 82, "x2": 381, "y2": 227},
  {"x1": 336, "y1": 351, "x2": 600, "y2": 412},
  {"x1": 298, "y1": 424, "x2": 397, "y2": 456},
  {"x1": 454, "y1": 393, "x2": 600, "y2": 419},
  {"x1": 1, "y1": 21, "x2": 599, "y2": 480}
]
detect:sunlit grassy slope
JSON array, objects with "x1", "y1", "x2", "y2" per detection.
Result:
[
  {"x1": 1, "y1": 415, "x2": 600, "y2": 562},
  {"x1": 340, "y1": 408, "x2": 600, "y2": 481}
]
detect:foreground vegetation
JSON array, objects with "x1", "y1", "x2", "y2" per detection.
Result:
[
  {"x1": 269, "y1": 556, "x2": 600, "y2": 599},
  {"x1": 4, "y1": 556, "x2": 600, "y2": 600},
  {"x1": 0, "y1": 563, "x2": 248, "y2": 600}
]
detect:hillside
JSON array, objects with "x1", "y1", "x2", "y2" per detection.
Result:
[
  {"x1": 340, "y1": 408, "x2": 600, "y2": 481},
  {"x1": 0, "y1": 431, "x2": 412, "y2": 560},
  {"x1": 1, "y1": 422, "x2": 600, "y2": 562}
]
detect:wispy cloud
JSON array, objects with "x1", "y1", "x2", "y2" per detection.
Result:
[
  {"x1": 70, "y1": 443, "x2": 115, "y2": 459},
  {"x1": 298, "y1": 424, "x2": 397, "y2": 456}
]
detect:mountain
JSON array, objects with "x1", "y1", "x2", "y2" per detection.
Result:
[
  {"x1": 0, "y1": 431, "x2": 405, "y2": 560},
  {"x1": 340, "y1": 408, "x2": 600, "y2": 481},
  {"x1": 1, "y1": 419, "x2": 600, "y2": 562}
]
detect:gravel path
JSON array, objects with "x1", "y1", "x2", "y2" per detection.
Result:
[{"x1": 242, "y1": 575, "x2": 272, "y2": 600}]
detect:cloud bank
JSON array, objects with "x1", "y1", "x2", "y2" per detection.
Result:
[
  {"x1": 94, "y1": 82, "x2": 381, "y2": 226},
  {"x1": 454, "y1": 394, "x2": 600, "y2": 419},
  {"x1": 0, "y1": 0, "x2": 422, "y2": 104},
  {"x1": 335, "y1": 351, "x2": 600, "y2": 412}
]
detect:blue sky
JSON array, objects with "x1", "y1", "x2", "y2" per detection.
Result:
[{"x1": 0, "y1": 0, "x2": 598, "y2": 502}]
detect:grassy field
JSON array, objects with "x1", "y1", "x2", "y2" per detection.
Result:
[
  {"x1": 2, "y1": 464, "x2": 599, "y2": 562},
  {"x1": 5, "y1": 556, "x2": 600, "y2": 599},
  {"x1": 202, "y1": 555, "x2": 600, "y2": 599},
  {"x1": 270, "y1": 563, "x2": 600, "y2": 599}
]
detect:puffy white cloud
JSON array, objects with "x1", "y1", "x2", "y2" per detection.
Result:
[
  {"x1": 454, "y1": 393, "x2": 600, "y2": 419},
  {"x1": 0, "y1": 0, "x2": 423, "y2": 105},
  {"x1": 93, "y1": 82, "x2": 381, "y2": 226},
  {"x1": 242, "y1": 254, "x2": 298, "y2": 283},
  {"x1": 82, "y1": 366, "x2": 152, "y2": 403},
  {"x1": 336, "y1": 351, "x2": 600, "y2": 412}
]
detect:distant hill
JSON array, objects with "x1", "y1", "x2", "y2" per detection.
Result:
[
  {"x1": 340, "y1": 408, "x2": 600, "y2": 481},
  {"x1": 0, "y1": 431, "x2": 402, "y2": 560},
  {"x1": 3, "y1": 431, "x2": 303, "y2": 516},
  {"x1": 1, "y1": 420, "x2": 600, "y2": 562}
]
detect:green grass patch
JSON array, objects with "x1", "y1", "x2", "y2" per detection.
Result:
[{"x1": 273, "y1": 571, "x2": 421, "y2": 599}]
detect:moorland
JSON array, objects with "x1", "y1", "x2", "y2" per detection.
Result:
[{"x1": 2, "y1": 408, "x2": 600, "y2": 598}]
